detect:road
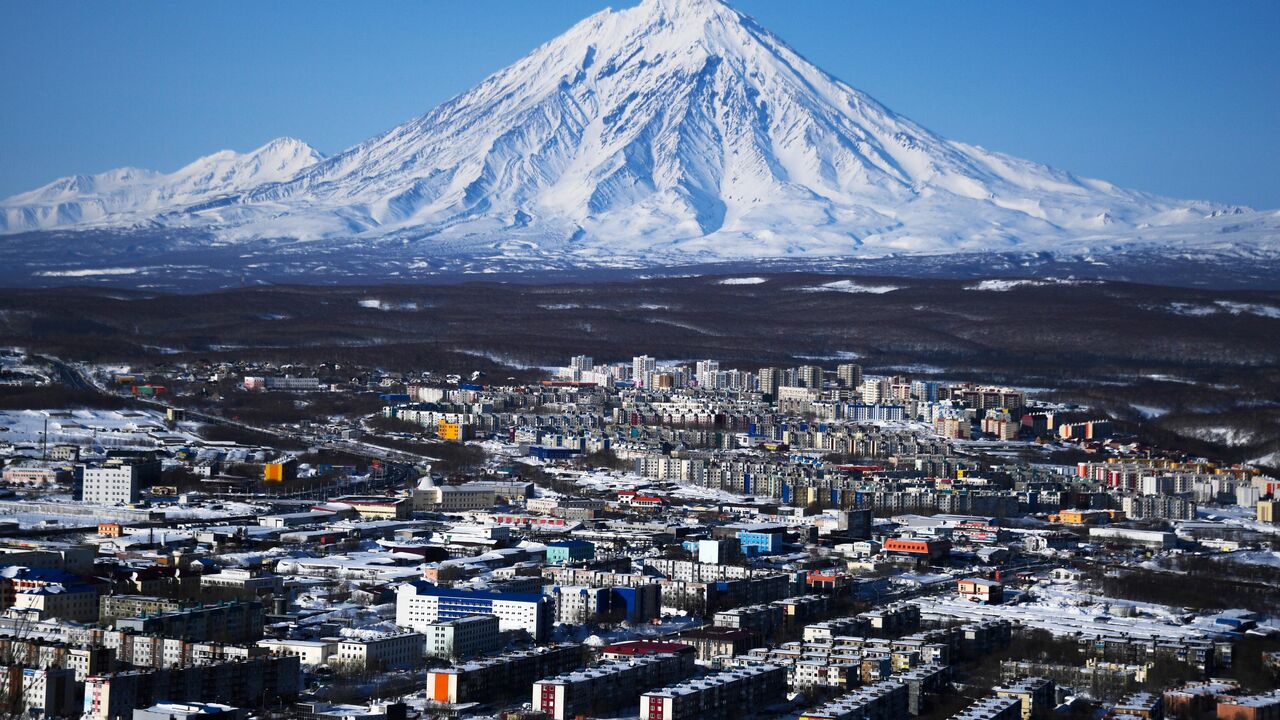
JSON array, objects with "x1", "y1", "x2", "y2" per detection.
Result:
[
  {"x1": 40, "y1": 354, "x2": 432, "y2": 465},
  {"x1": 37, "y1": 355, "x2": 428, "y2": 499}
]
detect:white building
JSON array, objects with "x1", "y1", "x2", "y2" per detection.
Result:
[
  {"x1": 256, "y1": 638, "x2": 338, "y2": 667},
  {"x1": 81, "y1": 465, "x2": 141, "y2": 505},
  {"x1": 200, "y1": 568, "x2": 285, "y2": 594},
  {"x1": 396, "y1": 581, "x2": 551, "y2": 642},
  {"x1": 423, "y1": 614, "x2": 500, "y2": 659},
  {"x1": 333, "y1": 633, "x2": 424, "y2": 672},
  {"x1": 12, "y1": 584, "x2": 99, "y2": 622},
  {"x1": 413, "y1": 481, "x2": 496, "y2": 512}
]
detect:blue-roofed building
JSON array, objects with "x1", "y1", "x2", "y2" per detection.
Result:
[{"x1": 396, "y1": 581, "x2": 552, "y2": 641}]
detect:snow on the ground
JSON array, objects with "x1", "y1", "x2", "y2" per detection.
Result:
[
  {"x1": 358, "y1": 298, "x2": 419, "y2": 311},
  {"x1": 34, "y1": 267, "x2": 143, "y2": 278},
  {"x1": 1251, "y1": 449, "x2": 1280, "y2": 468},
  {"x1": 717, "y1": 276, "x2": 767, "y2": 285},
  {"x1": 1196, "y1": 505, "x2": 1280, "y2": 536},
  {"x1": 572, "y1": 470, "x2": 652, "y2": 493},
  {"x1": 913, "y1": 581, "x2": 1217, "y2": 641},
  {"x1": 801, "y1": 280, "x2": 900, "y2": 294},
  {"x1": 1163, "y1": 301, "x2": 1280, "y2": 319},
  {"x1": 794, "y1": 351, "x2": 862, "y2": 361},
  {"x1": 0, "y1": 408, "x2": 203, "y2": 449},
  {"x1": 1174, "y1": 425, "x2": 1258, "y2": 446},
  {"x1": 668, "y1": 484, "x2": 756, "y2": 503},
  {"x1": 1214, "y1": 301, "x2": 1280, "y2": 319},
  {"x1": 1212, "y1": 549, "x2": 1280, "y2": 568},
  {"x1": 965, "y1": 278, "x2": 1101, "y2": 291}
]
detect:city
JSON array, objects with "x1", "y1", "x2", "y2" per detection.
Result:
[
  {"x1": 0, "y1": 348, "x2": 1275, "y2": 719},
  {"x1": 1, "y1": 0, "x2": 1277, "y2": 717}
]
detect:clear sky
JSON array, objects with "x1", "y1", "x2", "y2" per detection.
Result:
[{"x1": 1, "y1": 0, "x2": 1278, "y2": 208}]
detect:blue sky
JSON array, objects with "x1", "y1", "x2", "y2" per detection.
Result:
[{"x1": 1, "y1": 0, "x2": 1277, "y2": 208}]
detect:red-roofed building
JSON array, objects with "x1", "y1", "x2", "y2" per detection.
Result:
[
  {"x1": 618, "y1": 490, "x2": 666, "y2": 510},
  {"x1": 601, "y1": 640, "x2": 695, "y2": 661}
]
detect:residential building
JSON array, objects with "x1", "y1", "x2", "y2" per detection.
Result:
[
  {"x1": 994, "y1": 677, "x2": 1055, "y2": 720},
  {"x1": 639, "y1": 665, "x2": 787, "y2": 720},
  {"x1": 334, "y1": 633, "x2": 424, "y2": 672},
  {"x1": 423, "y1": 614, "x2": 500, "y2": 659},
  {"x1": 949, "y1": 695, "x2": 1024, "y2": 720},
  {"x1": 81, "y1": 655, "x2": 300, "y2": 720},
  {"x1": 533, "y1": 653, "x2": 695, "y2": 720},
  {"x1": 425, "y1": 645, "x2": 589, "y2": 705}
]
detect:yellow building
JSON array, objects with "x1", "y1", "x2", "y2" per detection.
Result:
[
  {"x1": 437, "y1": 420, "x2": 471, "y2": 441},
  {"x1": 1258, "y1": 500, "x2": 1278, "y2": 524}
]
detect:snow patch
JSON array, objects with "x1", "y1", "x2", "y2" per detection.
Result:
[
  {"x1": 35, "y1": 267, "x2": 142, "y2": 277},
  {"x1": 803, "y1": 280, "x2": 901, "y2": 294}
]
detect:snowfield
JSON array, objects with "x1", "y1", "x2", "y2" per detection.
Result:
[
  {"x1": 913, "y1": 582, "x2": 1227, "y2": 642},
  {"x1": 2, "y1": 0, "x2": 1274, "y2": 270}
]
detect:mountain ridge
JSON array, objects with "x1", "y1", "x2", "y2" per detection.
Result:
[{"x1": 0, "y1": 0, "x2": 1273, "y2": 269}]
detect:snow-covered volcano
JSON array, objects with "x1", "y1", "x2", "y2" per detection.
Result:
[{"x1": 1, "y1": 0, "x2": 1274, "y2": 266}]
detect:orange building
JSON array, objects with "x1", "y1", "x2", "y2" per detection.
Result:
[
  {"x1": 1051, "y1": 509, "x2": 1123, "y2": 525},
  {"x1": 264, "y1": 458, "x2": 298, "y2": 483},
  {"x1": 437, "y1": 420, "x2": 471, "y2": 441},
  {"x1": 883, "y1": 537, "x2": 950, "y2": 560}
]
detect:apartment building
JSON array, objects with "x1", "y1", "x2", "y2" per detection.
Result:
[
  {"x1": 423, "y1": 614, "x2": 500, "y2": 659},
  {"x1": 639, "y1": 665, "x2": 787, "y2": 720},
  {"x1": 79, "y1": 456, "x2": 160, "y2": 505},
  {"x1": 425, "y1": 644, "x2": 589, "y2": 705},
  {"x1": 0, "y1": 635, "x2": 109, "y2": 680},
  {"x1": 12, "y1": 582, "x2": 100, "y2": 622},
  {"x1": 99, "y1": 595, "x2": 184, "y2": 624},
  {"x1": 546, "y1": 585, "x2": 609, "y2": 624},
  {"x1": 994, "y1": 677, "x2": 1055, "y2": 720},
  {"x1": 112, "y1": 601, "x2": 264, "y2": 644},
  {"x1": 0, "y1": 665, "x2": 78, "y2": 718},
  {"x1": 803, "y1": 617, "x2": 870, "y2": 643},
  {"x1": 949, "y1": 696, "x2": 1024, "y2": 720},
  {"x1": 797, "y1": 680, "x2": 908, "y2": 720},
  {"x1": 98, "y1": 632, "x2": 257, "y2": 669},
  {"x1": 413, "y1": 484, "x2": 496, "y2": 512},
  {"x1": 533, "y1": 653, "x2": 695, "y2": 720},
  {"x1": 1112, "y1": 692, "x2": 1162, "y2": 719},
  {"x1": 334, "y1": 632, "x2": 424, "y2": 672},
  {"x1": 82, "y1": 655, "x2": 300, "y2": 720}
]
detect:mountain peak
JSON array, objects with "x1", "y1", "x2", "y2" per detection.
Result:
[
  {"x1": 640, "y1": 0, "x2": 738, "y2": 21},
  {"x1": 1, "y1": 0, "x2": 1268, "y2": 267},
  {"x1": 257, "y1": 136, "x2": 323, "y2": 158}
]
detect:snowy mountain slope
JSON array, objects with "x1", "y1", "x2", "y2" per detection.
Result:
[
  {"x1": 0, "y1": 138, "x2": 323, "y2": 233},
  {"x1": 0, "y1": 0, "x2": 1273, "y2": 266}
]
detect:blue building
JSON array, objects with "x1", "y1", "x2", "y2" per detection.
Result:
[
  {"x1": 736, "y1": 527, "x2": 784, "y2": 556},
  {"x1": 544, "y1": 539, "x2": 596, "y2": 565},
  {"x1": 396, "y1": 581, "x2": 553, "y2": 641}
]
